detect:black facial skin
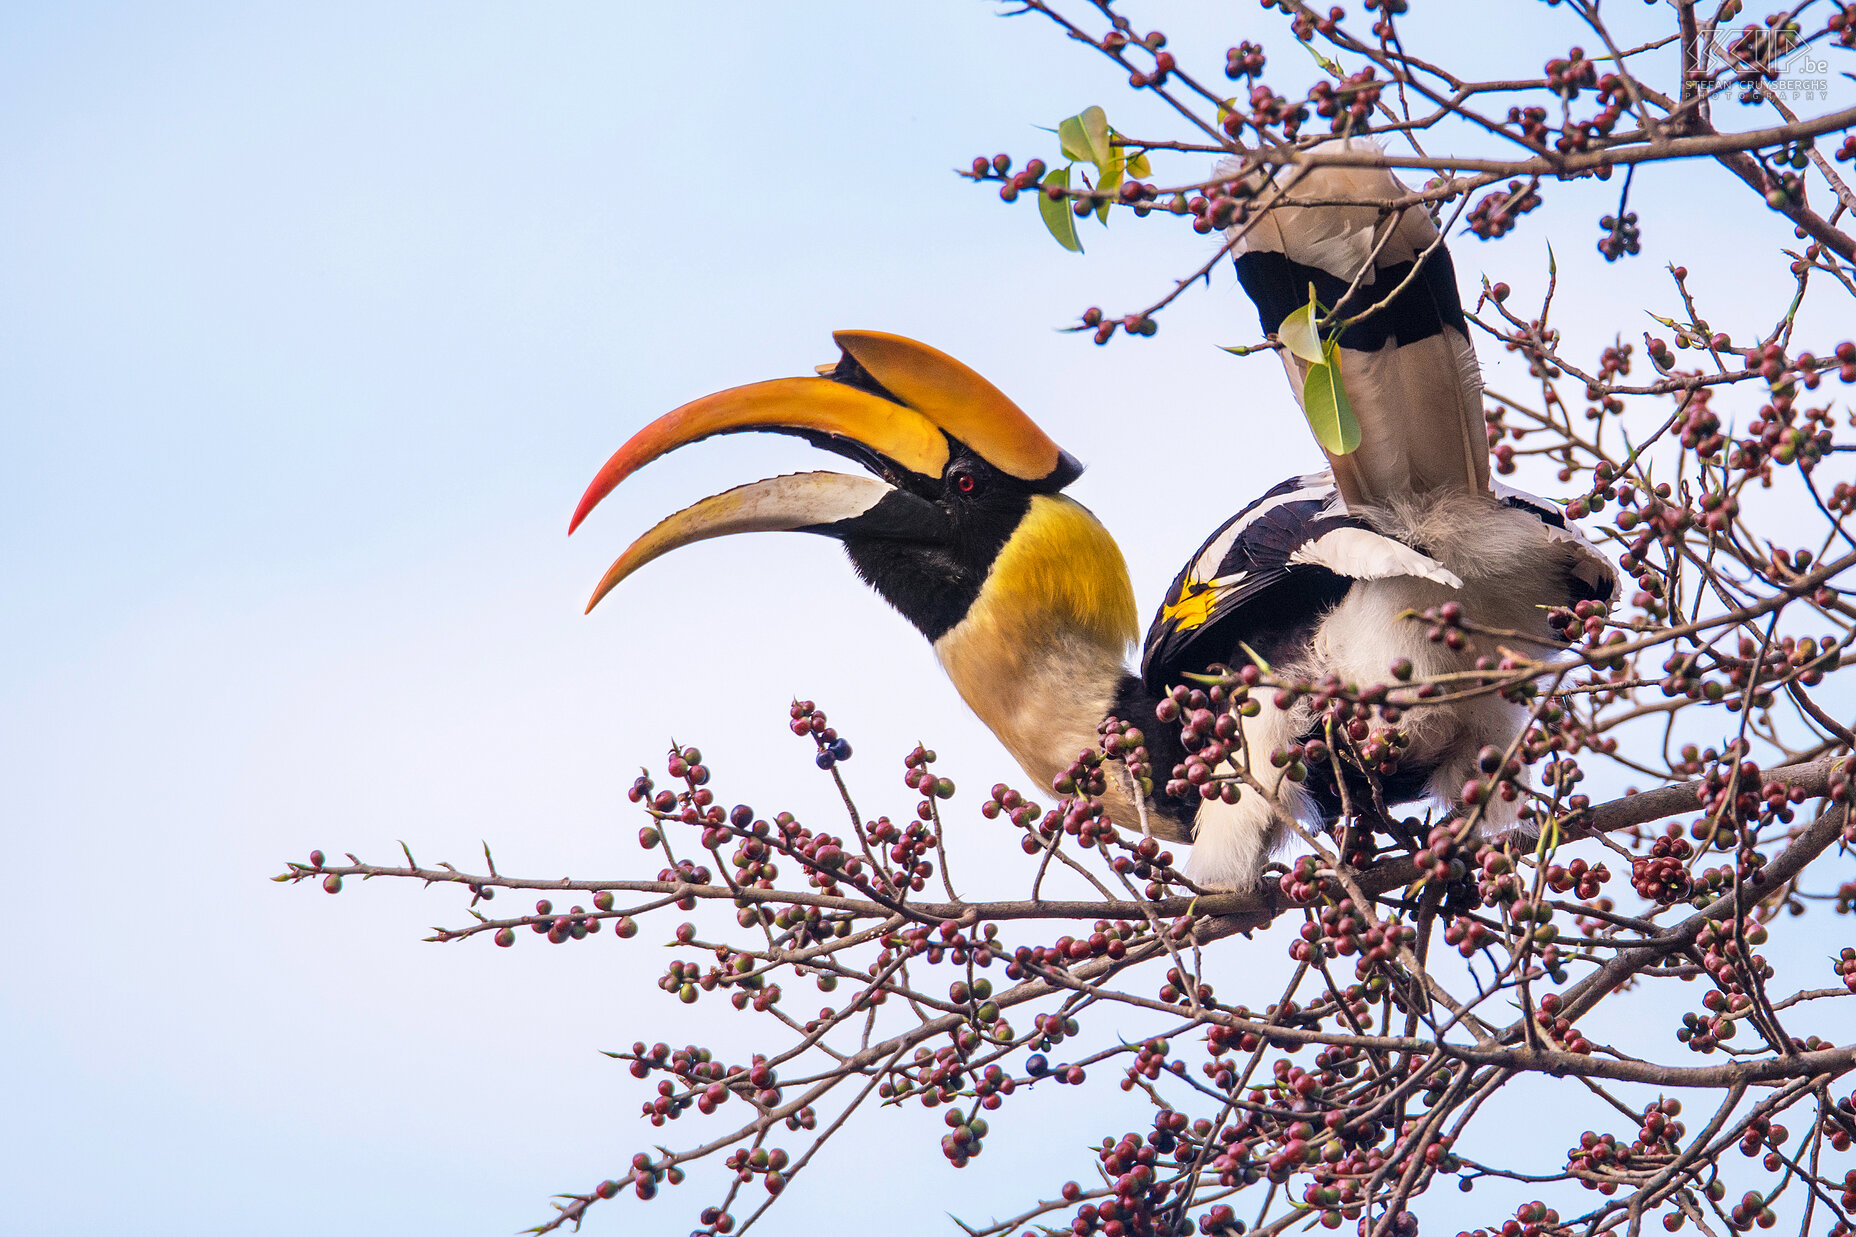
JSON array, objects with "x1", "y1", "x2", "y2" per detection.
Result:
[
  {"x1": 791, "y1": 349, "x2": 1041, "y2": 642},
  {"x1": 836, "y1": 446, "x2": 1033, "y2": 642}
]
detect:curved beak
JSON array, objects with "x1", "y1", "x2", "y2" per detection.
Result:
[
  {"x1": 569, "y1": 377, "x2": 950, "y2": 535},
  {"x1": 583, "y1": 471, "x2": 949, "y2": 613},
  {"x1": 570, "y1": 330, "x2": 1085, "y2": 615}
]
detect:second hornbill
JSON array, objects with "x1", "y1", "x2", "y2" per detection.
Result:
[{"x1": 571, "y1": 152, "x2": 1616, "y2": 890}]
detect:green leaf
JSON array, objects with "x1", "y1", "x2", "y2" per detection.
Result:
[
  {"x1": 1038, "y1": 166, "x2": 1082, "y2": 253},
  {"x1": 1298, "y1": 37, "x2": 1342, "y2": 76},
  {"x1": 1079, "y1": 105, "x2": 1113, "y2": 170},
  {"x1": 1058, "y1": 115, "x2": 1093, "y2": 165},
  {"x1": 1302, "y1": 341, "x2": 1361, "y2": 456},
  {"x1": 1277, "y1": 294, "x2": 1325, "y2": 364},
  {"x1": 1533, "y1": 816, "x2": 1561, "y2": 861},
  {"x1": 1218, "y1": 342, "x2": 1271, "y2": 356},
  {"x1": 1094, "y1": 156, "x2": 1121, "y2": 225},
  {"x1": 1112, "y1": 129, "x2": 1150, "y2": 179}
]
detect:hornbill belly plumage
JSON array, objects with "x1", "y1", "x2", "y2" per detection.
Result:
[
  {"x1": 1141, "y1": 471, "x2": 1613, "y2": 886},
  {"x1": 571, "y1": 145, "x2": 1616, "y2": 890}
]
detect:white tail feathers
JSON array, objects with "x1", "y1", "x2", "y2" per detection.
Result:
[{"x1": 1223, "y1": 138, "x2": 1491, "y2": 509}]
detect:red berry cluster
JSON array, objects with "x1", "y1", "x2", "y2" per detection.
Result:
[
  {"x1": 659, "y1": 929, "x2": 785, "y2": 1013},
  {"x1": 853, "y1": 809, "x2": 935, "y2": 895},
  {"x1": 879, "y1": 918, "x2": 998, "y2": 973},
  {"x1": 1566, "y1": 1128, "x2": 1636, "y2": 1189},
  {"x1": 1187, "y1": 177, "x2": 1256, "y2": 234},
  {"x1": 1456, "y1": 1200, "x2": 1564, "y2": 1237},
  {"x1": 965, "y1": 153, "x2": 1051, "y2": 205},
  {"x1": 1158, "y1": 964, "x2": 1213, "y2": 1007},
  {"x1": 902, "y1": 743, "x2": 953, "y2": 814},
  {"x1": 1629, "y1": 825, "x2": 1694, "y2": 903},
  {"x1": 883, "y1": 1035, "x2": 989, "y2": 1107},
  {"x1": 1545, "y1": 47, "x2": 1598, "y2": 99},
  {"x1": 1224, "y1": 40, "x2": 1265, "y2": 80},
  {"x1": 1121, "y1": 1037, "x2": 1181, "y2": 1091},
  {"x1": 1292, "y1": 897, "x2": 1415, "y2": 969},
  {"x1": 1053, "y1": 1122, "x2": 1183, "y2": 1235},
  {"x1": 1697, "y1": 747, "x2": 1765, "y2": 827},
  {"x1": 1116, "y1": 30, "x2": 1175, "y2": 89},
  {"x1": 597, "y1": 1150, "x2": 686, "y2": 1202},
  {"x1": 1532, "y1": 992, "x2": 1592, "y2": 1053},
  {"x1": 1077, "y1": 304, "x2": 1160, "y2": 346},
  {"x1": 723, "y1": 1141, "x2": 796, "y2": 1197},
  {"x1": 1309, "y1": 67, "x2": 1381, "y2": 131},
  {"x1": 1466, "y1": 180, "x2": 1543, "y2": 240},
  {"x1": 1548, "y1": 598, "x2": 1611, "y2": 645},
  {"x1": 1239, "y1": 84, "x2": 1308, "y2": 140},
  {"x1": 1157, "y1": 676, "x2": 1256, "y2": 804},
  {"x1": 786, "y1": 818, "x2": 862, "y2": 893},
  {"x1": 1413, "y1": 821, "x2": 1473, "y2": 885},
  {"x1": 1505, "y1": 104, "x2": 1550, "y2": 145},
  {"x1": 939, "y1": 1106, "x2": 990, "y2": 1167},
  {"x1": 1826, "y1": 1085, "x2": 1856, "y2": 1149},
  {"x1": 1544, "y1": 856, "x2": 1610, "y2": 898},
  {"x1": 1010, "y1": 921, "x2": 1148, "y2": 982},
  {"x1": 1287, "y1": 4, "x2": 1346, "y2": 42},
  {"x1": 1475, "y1": 843, "x2": 1531, "y2": 908},
  {"x1": 1831, "y1": 4, "x2": 1856, "y2": 45},
  {"x1": 1422, "y1": 599, "x2": 1471, "y2": 650},
  {"x1": 1675, "y1": 917, "x2": 1774, "y2": 1052},
  {"x1": 1729, "y1": 1189, "x2": 1777, "y2": 1231},
  {"x1": 621, "y1": 1041, "x2": 765, "y2": 1132},
  {"x1": 1318, "y1": 675, "x2": 1412, "y2": 782},
  {"x1": 1362, "y1": 0, "x2": 1408, "y2": 36},
  {"x1": 1279, "y1": 853, "x2": 1341, "y2": 904},
  {"x1": 1442, "y1": 913, "x2": 1495, "y2": 957},
  {"x1": 1053, "y1": 744, "x2": 1111, "y2": 800},
  {"x1": 789, "y1": 699, "x2": 852, "y2": 768},
  {"x1": 1099, "y1": 713, "x2": 1155, "y2": 794},
  {"x1": 1597, "y1": 210, "x2": 1640, "y2": 261},
  {"x1": 982, "y1": 781, "x2": 1047, "y2": 852},
  {"x1": 970, "y1": 1059, "x2": 1016, "y2": 1110}
]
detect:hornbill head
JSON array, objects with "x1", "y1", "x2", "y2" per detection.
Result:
[{"x1": 572, "y1": 331, "x2": 1143, "y2": 811}]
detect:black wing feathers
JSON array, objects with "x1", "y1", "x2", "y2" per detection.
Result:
[{"x1": 1140, "y1": 476, "x2": 1360, "y2": 695}]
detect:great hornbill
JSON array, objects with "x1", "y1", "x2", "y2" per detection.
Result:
[{"x1": 570, "y1": 152, "x2": 1616, "y2": 890}]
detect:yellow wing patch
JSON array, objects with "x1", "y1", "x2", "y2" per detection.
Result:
[{"x1": 1160, "y1": 581, "x2": 1217, "y2": 633}]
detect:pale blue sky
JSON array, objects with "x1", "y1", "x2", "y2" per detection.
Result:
[{"x1": 5, "y1": 4, "x2": 1851, "y2": 1235}]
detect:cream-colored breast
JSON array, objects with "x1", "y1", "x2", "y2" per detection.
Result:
[{"x1": 930, "y1": 494, "x2": 1138, "y2": 813}]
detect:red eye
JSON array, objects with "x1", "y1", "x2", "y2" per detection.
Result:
[{"x1": 955, "y1": 472, "x2": 977, "y2": 493}]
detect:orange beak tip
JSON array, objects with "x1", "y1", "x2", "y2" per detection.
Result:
[{"x1": 569, "y1": 489, "x2": 604, "y2": 535}]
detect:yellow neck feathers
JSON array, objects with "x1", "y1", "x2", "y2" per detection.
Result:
[
  {"x1": 931, "y1": 495, "x2": 1136, "y2": 795},
  {"x1": 973, "y1": 494, "x2": 1137, "y2": 655}
]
